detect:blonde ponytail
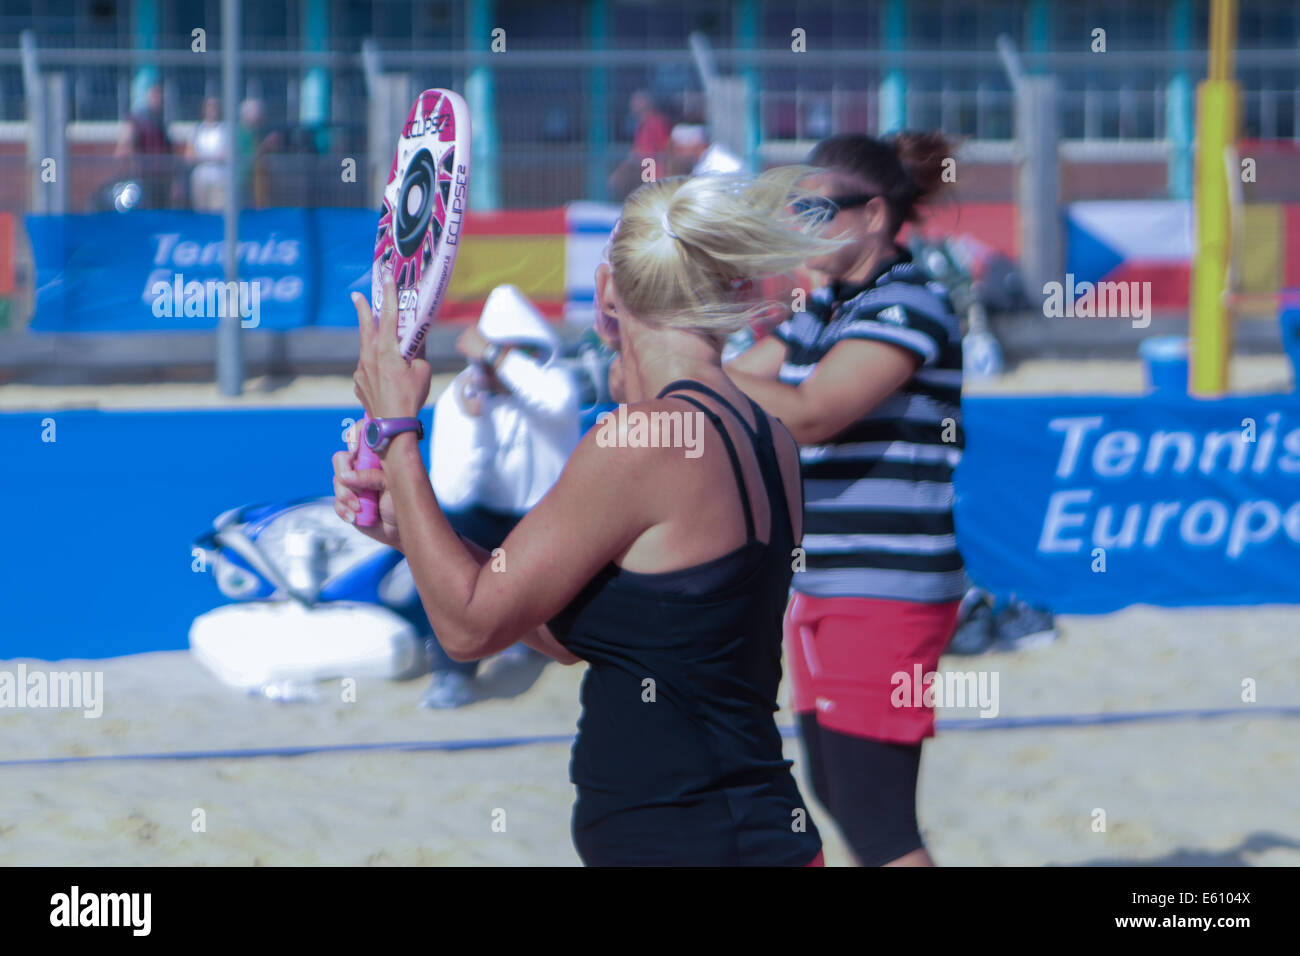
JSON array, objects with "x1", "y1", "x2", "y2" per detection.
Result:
[{"x1": 608, "y1": 166, "x2": 846, "y2": 339}]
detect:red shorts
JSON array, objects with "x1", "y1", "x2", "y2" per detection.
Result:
[{"x1": 785, "y1": 592, "x2": 960, "y2": 744}]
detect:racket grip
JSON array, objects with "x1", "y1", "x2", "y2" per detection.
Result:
[{"x1": 354, "y1": 414, "x2": 382, "y2": 527}]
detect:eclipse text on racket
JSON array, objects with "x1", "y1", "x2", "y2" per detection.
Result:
[
  {"x1": 0, "y1": 665, "x2": 102, "y2": 718},
  {"x1": 50, "y1": 887, "x2": 150, "y2": 936},
  {"x1": 594, "y1": 405, "x2": 705, "y2": 458},
  {"x1": 150, "y1": 274, "x2": 262, "y2": 328},
  {"x1": 446, "y1": 163, "x2": 469, "y2": 245},
  {"x1": 405, "y1": 110, "x2": 450, "y2": 139}
]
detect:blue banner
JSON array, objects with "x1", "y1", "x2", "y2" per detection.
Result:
[
  {"x1": 26, "y1": 209, "x2": 324, "y2": 331},
  {"x1": 0, "y1": 406, "x2": 431, "y2": 660},
  {"x1": 956, "y1": 393, "x2": 1300, "y2": 613},
  {"x1": 4, "y1": 393, "x2": 1297, "y2": 659},
  {"x1": 314, "y1": 208, "x2": 379, "y2": 327}
]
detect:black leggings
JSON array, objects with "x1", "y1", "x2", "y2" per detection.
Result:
[{"x1": 797, "y1": 713, "x2": 925, "y2": 866}]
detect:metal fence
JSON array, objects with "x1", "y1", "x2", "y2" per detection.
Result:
[{"x1": 3, "y1": 38, "x2": 1299, "y2": 220}]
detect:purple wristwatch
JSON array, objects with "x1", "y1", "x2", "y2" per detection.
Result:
[{"x1": 363, "y1": 417, "x2": 425, "y2": 453}]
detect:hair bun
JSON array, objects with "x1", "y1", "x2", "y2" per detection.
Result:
[{"x1": 890, "y1": 130, "x2": 953, "y2": 205}]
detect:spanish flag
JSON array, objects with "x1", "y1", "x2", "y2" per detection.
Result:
[{"x1": 439, "y1": 208, "x2": 567, "y2": 320}]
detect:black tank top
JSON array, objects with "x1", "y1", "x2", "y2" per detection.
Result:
[{"x1": 548, "y1": 379, "x2": 822, "y2": 866}]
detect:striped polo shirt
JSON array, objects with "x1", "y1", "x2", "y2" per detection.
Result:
[{"x1": 775, "y1": 250, "x2": 965, "y2": 604}]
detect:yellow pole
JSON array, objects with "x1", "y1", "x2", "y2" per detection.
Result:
[{"x1": 1189, "y1": 0, "x2": 1239, "y2": 396}]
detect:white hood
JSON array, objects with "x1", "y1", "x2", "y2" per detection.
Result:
[
  {"x1": 477, "y1": 284, "x2": 560, "y2": 366},
  {"x1": 693, "y1": 143, "x2": 746, "y2": 175}
]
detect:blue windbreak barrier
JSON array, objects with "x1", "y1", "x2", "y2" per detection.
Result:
[
  {"x1": 313, "y1": 208, "x2": 382, "y2": 327},
  {"x1": 955, "y1": 392, "x2": 1300, "y2": 613},
  {"x1": 2, "y1": 392, "x2": 1298, "y2": 660},
  {"x1": 23, "y1": 209, "x2": 376, "y2": 332},
  {"x1": 0, "y1": 407, "x2": 430, "y2": 660}
]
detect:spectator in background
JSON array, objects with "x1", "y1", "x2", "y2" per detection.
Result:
[
  {"x1": 607, "y1": 89, "x2": 671, "y2": 202},
  {"x1": 237, "y1": 98, "x2": 282, "y2": 208},
  {"x1": 669, "y1": 122, "x2": 748, "y2": 177},
  {"x1": 667, "y1": 123, "x2": 708, "y2": 176},
  {"x1": 115, "y1": 82, "x2": 177, "y2": 209},
  {"x1": 416, "y1": 285, "x2": 581, "y2": 709},
  {"x1": 186, "y1": 97, "x2": 228, "y2": 213}
]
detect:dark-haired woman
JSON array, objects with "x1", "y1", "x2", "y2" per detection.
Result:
[{"x1": 727, "y1": 132, "x2": 964, "y2": 867}]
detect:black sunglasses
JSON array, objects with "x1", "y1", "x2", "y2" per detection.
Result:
[{"x1": 793, "y1": 193, "x2": 879, "y2": 225}]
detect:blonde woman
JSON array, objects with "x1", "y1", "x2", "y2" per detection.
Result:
[{"x1": 334, "y1": 169, "x2": 843, "y2": 866}]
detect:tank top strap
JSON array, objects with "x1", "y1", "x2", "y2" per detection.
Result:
[
  {"x1": 746, "y1": 401, "x2": 796, "y2": 550},
  {"x1": 733, "y1": 392, "x2": 796, "y2": 550},
  {"x1": 743, "y1": 394, "x2": 775, "y2": 445},
  {"x1": 661, "y1": 391, "x2": 756, "y2": 541},
  {"x1": 657, "y1": 378, "x2": 790, "y2": 512},
  {"x1": 703, "y1": 387, "x2": 793, "y2": 549},
  {"x1": 656, "y1": 379, "x2": 759, "y2": 441},
  {"x1": 657, "y1": 378, "x2": 796, "y2": 547},
  {"x1": 656, "y1": 381, "x2": 780, "y2": 490}
]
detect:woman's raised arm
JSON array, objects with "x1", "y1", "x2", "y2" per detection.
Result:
[{"x1": 381, "y1": 425, "x2": 655, "y2": 662}]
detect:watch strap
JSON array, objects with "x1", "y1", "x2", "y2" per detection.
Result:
[{"x1": 366, "y1": 417, "x2": 424, "y2": 450}]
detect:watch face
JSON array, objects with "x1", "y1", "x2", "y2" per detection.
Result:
[{"x1": 365, "y1": 420, "x2": 382, "y2": 449}]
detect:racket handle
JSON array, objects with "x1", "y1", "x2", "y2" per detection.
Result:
[{"x1": 354, "y1": 414, "x2": 382, "y2": 527}]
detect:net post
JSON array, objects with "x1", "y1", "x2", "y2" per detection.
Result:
[
  {"x1": 1188, "y1": 0, "x2": 1239, "y2": 397},
  {"x1": 585, "y1": 0, "x2": 610, "y2": 202},
  {"x1": 217, "y1": 0, "x2": 244, "y2": 397},
  {"x1": 466, "y1": 0, "x2": 499, "y2": 211}
]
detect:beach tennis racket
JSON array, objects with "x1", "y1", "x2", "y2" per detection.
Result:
[{"x1": 353, "y1": 89, "x2": 471, "y2": 527}]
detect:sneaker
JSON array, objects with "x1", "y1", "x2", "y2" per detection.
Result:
[
  {"x1": 947, "y1": 599, "x2": 996, "y2": 655},
  {"x1": 992, "y1": 600, "x2": 1059, "y2": 651},
  {"x1": 419, "y1": 670, "x2": 475, "y2": 709},
  {"x1": 497, "y1": 643, "x2": 543, "y2": 666},
  {"x1": 956, "y1": 584, "x2": 991, "y2": 621}
]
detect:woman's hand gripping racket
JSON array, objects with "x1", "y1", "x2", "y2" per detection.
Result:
[{"x1": 352, "y1": 89, "x2": 471, "y2": 527}]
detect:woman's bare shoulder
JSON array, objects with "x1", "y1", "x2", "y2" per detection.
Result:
[{"x1": 582, "y1": 398, "x2": 712, "y2": 459}]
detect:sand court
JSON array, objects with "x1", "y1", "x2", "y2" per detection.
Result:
[
  {"x1": 2, "y1": 358, "x2": 1296, "y2": 866},
  {"x1": 1, "y1": 604, "x2": 1296, "y2": 866}
]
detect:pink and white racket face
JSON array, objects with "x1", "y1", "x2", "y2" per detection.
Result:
[{"x1": 372, "y1": 89, "x2": 471, "y2": 359}]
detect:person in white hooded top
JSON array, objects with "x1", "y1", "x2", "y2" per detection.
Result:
[{"x1": 420, "y1": 285, "x2": 581, "y2": 707}]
